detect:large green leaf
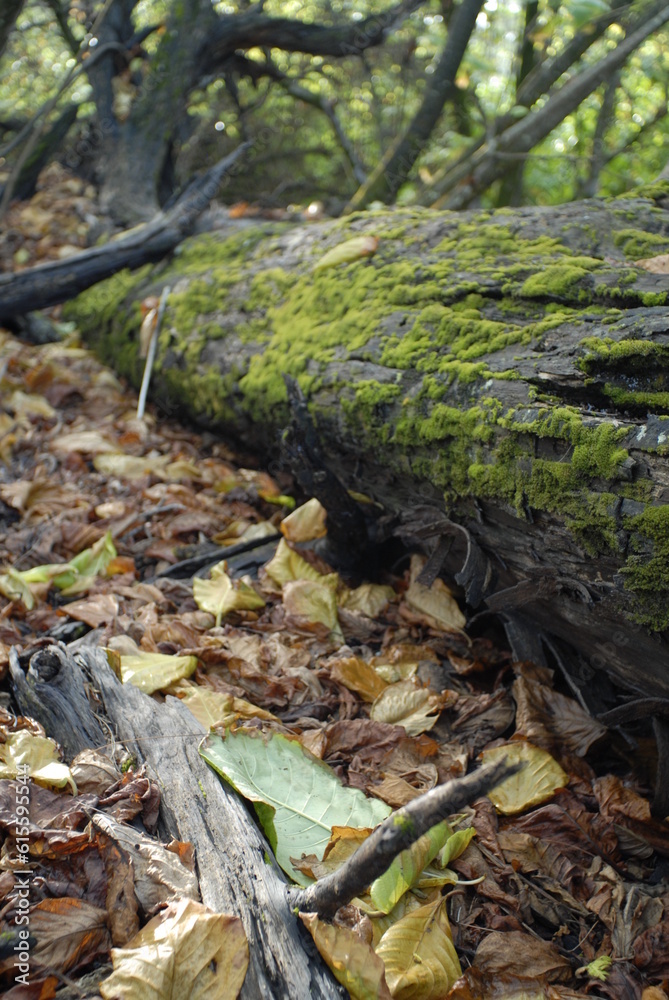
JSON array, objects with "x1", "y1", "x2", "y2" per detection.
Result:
[{"x1": 200, "y1": 730, "x2": 391, "y2": 886}]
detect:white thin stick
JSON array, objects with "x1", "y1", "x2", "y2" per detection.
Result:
[{"x1": 137, "y1": 284, "x2": 170, "y2": 420}]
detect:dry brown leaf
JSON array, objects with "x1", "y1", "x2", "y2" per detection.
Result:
[
  {"x1": 100, "y1": 898, "x2": 248, "y2": 1000},
  {"x1": 474, "y1": 930, "x2": 572, "y2": 983}
]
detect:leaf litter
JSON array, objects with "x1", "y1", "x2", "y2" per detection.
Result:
[{"x1": 0, "y1": 322, "x2": 668, "y2": 999}]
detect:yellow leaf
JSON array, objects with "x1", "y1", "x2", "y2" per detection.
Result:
[
  {"x1": 264, "y1": 537, "x2": 339, "y2": 589},
  {"x1": 375, "y1": 897, "x2": 461, "y2": 999},
  {"x1": 280, "y1": 498, "x2": 327, "y2": 542},
  {"x1": 370, "y1": 681, "x2": 443, "y2": 736},
  {"x1": 168, "y1": 678, "x2": 276, "y2": 728},
  {"x1": 330, "y1": 655, "x2": 389, "y2": 702},
  {"x1": 301, "y1": 912, "x2": 392, "y2": 1000},
  {"x1": 0, "y1": 731, "x2": 76, "y2": 793},
  {"x1": 313, "y1": 235, "x2": 379, "y2": 272},
  {"x1": 120, "y1": 652, "x2": 198, "y2": 694},
  {"x1": 283, "y1": 579, "x2": 344, "y2": 643},
  {"x1": 480, "y1": 741, "x2": 568, "y2": 815},
  {"x1": 340, "y1": 582, "x2": 395, "y2": 617},
  {"x1": 100, "y1": 898, "x2": 248, "y2": 1000},
  {"x1": 192, "y1": 561, "x2": 265, "y2": 627}
]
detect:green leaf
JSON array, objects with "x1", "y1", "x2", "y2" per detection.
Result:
[
  {"x1": 200, "y1": 730, "x2": 390, "y2": 886},
  {"x1": 54, "y1": 530, "x2": 118, "y2": 593},
  {"x1": 370, "y1": 821, "x2": 451, "y2": 914}
]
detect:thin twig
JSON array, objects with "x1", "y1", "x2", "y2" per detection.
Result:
[
  {"x1": 288, "y1": 757, "x2": 521, "y2": 920},
  {"x1": 137, "y1": 284, "x2": 170, "y2": 420}
]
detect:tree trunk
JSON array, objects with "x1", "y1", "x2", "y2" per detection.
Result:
[
  {"x1": 0, "y1": 0, "x2": 24, "y2": 58},
  {"x1": 66, "y1": 188, "x2": 669, "y2": 697}
]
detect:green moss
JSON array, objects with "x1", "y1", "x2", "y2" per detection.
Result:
[
  {"x1": 619, "y1": 180, "x2": 669, "y2": 203},
  {"x1": 521, "y1": 264, "x2": 594, "y2": 299},
  {"x1": 623, "y1": 506, "x2": 669, "y2": 629},
  {"x1": 67, "y1": 207, "x2": 669, "y2": 630},
  {"x1": 612, "y1": 228, "x2": 669, "y2": 260}
]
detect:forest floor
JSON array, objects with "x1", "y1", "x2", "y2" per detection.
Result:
[{"x1": 0, "y1": 168, "x2": 668, "y2": 1000}]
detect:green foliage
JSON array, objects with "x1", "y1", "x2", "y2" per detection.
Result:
[{"x1": 2, "y1": 0, "x2": 669, "y2": 208}]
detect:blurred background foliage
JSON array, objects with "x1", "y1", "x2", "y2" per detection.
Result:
[{"x1": 1, "y1": 0, "x2": 668, "y2": 213}]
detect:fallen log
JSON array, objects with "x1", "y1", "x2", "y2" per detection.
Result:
[{"x1": 66, "y1": 186, "x2": 669, "y2": 696}]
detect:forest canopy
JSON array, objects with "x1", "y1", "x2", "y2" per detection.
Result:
[{"x1": 1, "y1": 0, "x2": 669, "y2": 224}]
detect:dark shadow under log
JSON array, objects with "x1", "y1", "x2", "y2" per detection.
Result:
[{"x1": 65, "y1": 187, "x2": 669, "y2": 696}]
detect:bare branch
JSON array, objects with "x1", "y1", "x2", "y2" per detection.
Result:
[
  {"x1": 288, "y1": 758, "x2": 521, "y2": 920},
  {"x1": 202, "y1": 0, "x2": 427, "y2": 69}
]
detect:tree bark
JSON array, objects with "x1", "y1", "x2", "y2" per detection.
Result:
[
  {"x1": 434, "y1": 0, "x2": 669, "y2": 209},
  {"x1": 0, "y1": 0, "x2": 24, "y2": 58},
  {"x1": 345, "y1": 0, "x2": 483, "y2": 210},
  {"x1": 66, "y1": 190, "x2": 669, "y2": 698},
  {"x1": 8, "y1": 645, "x2": 346, "y2": 1000}
]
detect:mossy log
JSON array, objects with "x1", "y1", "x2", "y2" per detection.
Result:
[{"x1": 68, "y1": 186, "x2": 669, "y2": 697}]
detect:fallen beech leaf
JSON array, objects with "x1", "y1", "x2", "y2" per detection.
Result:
[
  {"x1": 168, "y1": 677, "x2": 277, "y2": 727},
  {"x1": 92, "y1": 812, "x2": 199, "y2": 910},
  {"x1": 192, "y1": 560, "x2": 265, "y2": 626},
  {"x1": 403, "y1": 555, "x2": 466, "y2": 632},
  {"x1": 635, "y1": 252, "x2": 669, "y2": 272},
  {"x1": 119, "y1": 651, "x2": 197, "y2": 694},
  {"x1": 283, "y1": 578, "x2": 344, "y2": 642},
  {"x1": 370, "y1": 820, "x2": 454, "y2": 914},
  {"x1": 340, "y1": 582, "x2": 395, "y2": 617},
  {"x1": 474, "y1": 930, "x2": 571, "y2": 983},
  {"x1": 29, "y1": 898, "x2": 110, "y2": 974},
  {"x1": 480, "y1": 742, "x2": 568, "y2": 815},
  {"x1": 370, "y1": 680, "x2": 444, "y2": 735},
  {"x1": 51, "y1": 430, "x2": 118, "y2": 454},
  {"x1": 61, "y1": 592, "x2": 119, "y2": 627},
  {"x1": 8, "y1": 389, "x2": 56, "y2": 419},
  {"x1": 100, "y1": 898, "x2": 248, "y2": 1000},
  {"x1": 264, "y1": 537, "x2": 339, "y2": 589},
  {"x1": 280, "y1": 497, "x2": 327, "y2": 542},
  {"x1": 313, "y1": 235, "x2": 379, "y2": 271},
  {"x1": 301, "y1": 912, "x2": 391, "y2": 1000},
  {"x1": 375, "y1": 897, "x2": 461, "y2": 999},
  {"x1": 0, "y1": 730, "x2": 76, "y2": 792},
  {"x1": 330, "y1": 655, "x2": 389, "y2": 702}
]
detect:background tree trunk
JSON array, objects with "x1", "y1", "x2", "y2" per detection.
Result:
[
  {"x1": 66, "y1": 188, "x2": 669, "y2": 698},
  {"x1": 0, "y1": 0, "x2": 24, "y2": 58}
]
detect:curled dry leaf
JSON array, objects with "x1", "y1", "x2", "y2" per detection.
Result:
[
  {"x1": 403, "y1": 555, "x2": 466, "y2": 633},
  {"x1": 100, "y1": 898, "x2": 248, "y2": 1000}
]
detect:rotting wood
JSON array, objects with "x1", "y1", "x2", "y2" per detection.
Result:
[{"x1": 63, "y1": 188, "x2": 669, "y2": 696}]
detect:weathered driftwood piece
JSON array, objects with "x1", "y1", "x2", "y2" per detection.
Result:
[
  {"x1": 9, "y1": 643, "x2": 345, "y2": 1000},
  {"x1": 67, "y1": 187, "x2": 669, "y2": 695}
]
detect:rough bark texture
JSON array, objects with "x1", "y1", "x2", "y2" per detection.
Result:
[
  {"x1": 67, "y1": 187, "x2": 669, "y2": 697},
  {"x1": 9, "y1": 644, "x2": 345, "y2": 1000}
]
